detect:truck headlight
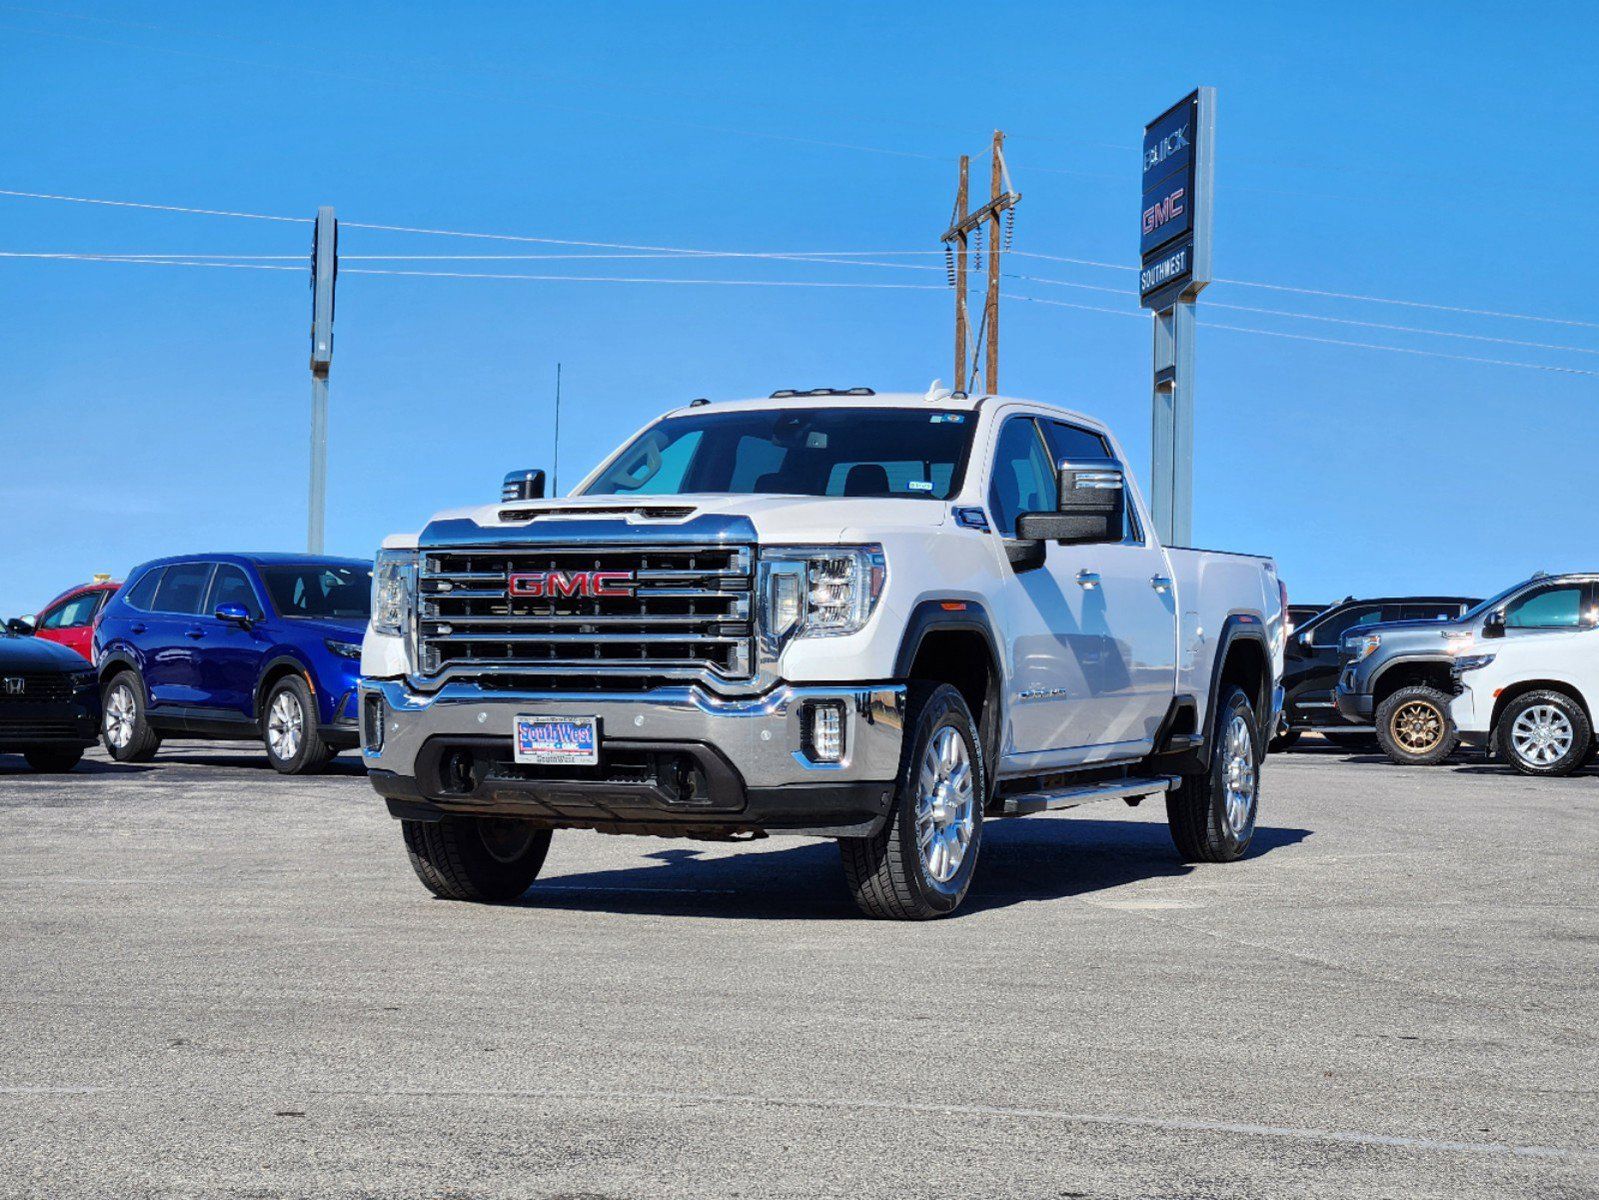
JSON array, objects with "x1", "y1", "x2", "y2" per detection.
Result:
[
  {"x1": 372, "y1": 549, "x2": 417, "y2": 636},
  {"x1": 761, "y1": 546, "x2": 886, "y2": 640},
  {"x1": 1453, "y1": 653, "x2": 1496, "y2": 673},
  {"x1": 1344, "y1": 632, "x2": 1381, "y2": 663}
]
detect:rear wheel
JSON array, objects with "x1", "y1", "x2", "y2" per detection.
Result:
[
  {"x1": 401, "y1": 817, "x2": 553, "y2": 902},
  {"x1": 1167, "y1": 686, "x2": 1261, "y2": 862},
  {"x1": 263, "y1": 675, "x2": 335, "y2": 775},
  {"x1": 839, "y1": 682, "x2": 983, "y2": 920},
  {"x1": 101, "y1": 672, "x2": 161, "y2": 762},
  {"x1": 1495, "y1": 690, "x2": 1591, "y2": 777},
  {"x1": 1375, "y1": 685, "x2": 1458, "y2": 766},
  {"x1": 24, "y1": 747, "x2": 83, "y2": 773}
]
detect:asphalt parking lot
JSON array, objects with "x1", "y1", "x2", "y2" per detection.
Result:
[{"x1": 0, "y1": 739, "x2": 1594, "y2": 1200}]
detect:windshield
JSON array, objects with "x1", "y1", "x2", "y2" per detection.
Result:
[
  {"x1": 580, "y1": 407, "x2": 977, "y2": 500},
  {"x1": 260, "y1": 565, "x2": 372, "y2": 620},
  {"x1": 1462, "y1": 578, "x2": 1537, "y2": 621}
]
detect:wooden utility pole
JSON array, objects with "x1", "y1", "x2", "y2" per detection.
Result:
[
  {"x1": 941, "y1": 132, "x2": 1018, "y2": 395},
  {"x1": 984, "y1": 130, "x2": 1004, "y2": 393},
  {"x1": 953, "y1": 155, "x2": 970, "y2": 389}
]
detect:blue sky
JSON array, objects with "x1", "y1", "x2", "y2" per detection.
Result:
[{"x1": 1, "y1": 0, "x2": 1594, "y2": 616}]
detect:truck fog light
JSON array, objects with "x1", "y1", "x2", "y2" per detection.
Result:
[{"x1": 806, "y1": 701, "x2": 846, "y2": 763}]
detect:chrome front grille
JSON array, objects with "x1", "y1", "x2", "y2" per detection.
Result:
[{"x1": 416, "y1": 544, "x2": 755, "y2": 689}]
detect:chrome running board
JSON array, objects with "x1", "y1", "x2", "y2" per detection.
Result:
[{"x1": 1000, "y1": 775, "x2": 1180, "y2": 817}]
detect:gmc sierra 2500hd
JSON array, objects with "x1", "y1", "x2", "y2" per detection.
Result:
[{"x1": 360, "y1": 388, "x2": 1286, "y2": 919}]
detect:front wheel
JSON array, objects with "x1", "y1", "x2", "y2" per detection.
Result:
[
  {"x1": 263, "y1": 675, "x2": 335, "y2": 775},
  {"x1": 1375, "y1": 685, "x2": 1458, "y2": 766},
  {"x1": 839, "y1": 682, "x2": 984, "y2": 920},
  {"x1": 401, "y1": 817, "x2": 553, "y2": 902},
  {"x1": 101, "y1": 671, "x2": 161, "y2": 762},
  {"x1": 1495, "y1": 690, "x2": 1592, "y2": 777},
  {"x1": 1167, "y1": 686, "x2": 1261, "y2": 863}
]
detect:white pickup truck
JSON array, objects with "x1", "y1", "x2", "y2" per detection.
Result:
[{"x1": 360, "y1": 388, "x2": 1286, "y2": 919}]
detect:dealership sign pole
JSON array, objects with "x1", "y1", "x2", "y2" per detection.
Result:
[
  {"x1": 307, "y1": 205, "x2": 337, "y2": 554},
  {"x1": 1141, "y1": 88, "x2": 1214, "y2": 547}
]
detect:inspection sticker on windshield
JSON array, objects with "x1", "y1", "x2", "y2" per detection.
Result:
[{"x1": 514, "y1": 715, "x2": 599, "y2": 765}]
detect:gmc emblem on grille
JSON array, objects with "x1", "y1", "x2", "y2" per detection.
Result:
[
  {"x1": 507, "y1": 570, "x2": 634, "y2": 598},
  {"x1": 2, "y1": 677, "x2": 24, "y2": 696}
]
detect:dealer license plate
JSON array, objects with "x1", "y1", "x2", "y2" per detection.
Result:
[{"x1": 513, "y1": 715, "x2": 599, "y2": 766}]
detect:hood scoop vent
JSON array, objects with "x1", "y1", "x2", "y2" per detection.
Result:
[{"x1": 498, "y1": 505, "x2": 697, "y2": 523}]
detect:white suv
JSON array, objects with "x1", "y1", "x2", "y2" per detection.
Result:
[{"x1": 1451, "y1": 576, "x2": 1599, "y2": 776}]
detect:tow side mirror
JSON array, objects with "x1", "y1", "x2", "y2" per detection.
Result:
[
  {"x1": 1015, "y1": 459, "x2": 1127, "y2": 547},
  {"x1": 502, "y1": 468, "x2": 547, "y2": 502},
  {"x1": 215, "y1": 603, "x2": 252, "y2": 628},
  {"x1": 1482, "y1": 610, "x2": 1506, "y2": 639},
  {"x1": 1004, "y1": 538, "x2": 1047, "y2": 573}
]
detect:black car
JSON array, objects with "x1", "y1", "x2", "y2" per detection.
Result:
[
  {"x1": 1275, "y1": 595, "x2": 1479, "y2": 749},
  {"x1": 1286, "y1": 603, "x2": 1331, "y2": 636},
  {"x1": 0, "y1": 627, "x2": 101, "y2": 771}
]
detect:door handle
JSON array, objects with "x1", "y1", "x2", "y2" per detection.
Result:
[
  {"x1": 130, "y1": 623, "x2": 146, "y2": 634},
  {"x1": 1150, "y1": 575, "x2": 1173, "y2": 593},
  {"x1": 1076, "y1": 570, "x2": 1101, "y2": 590},
  {"x1": 185, "y1": 628, "x2": 206, "y2": 640}
]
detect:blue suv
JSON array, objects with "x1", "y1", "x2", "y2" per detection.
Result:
[{"x1": 93, "y1": 554, "x2": 372, "y2": 773}]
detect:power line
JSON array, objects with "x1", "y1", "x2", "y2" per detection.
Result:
[{"x1": 0, "y1": 187, "x2": 307, "y2": 223}]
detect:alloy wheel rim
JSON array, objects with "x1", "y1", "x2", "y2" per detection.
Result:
[
  {"x1": 1392, "y1": 700, "x2": 1444, "y2": 753},
  {"x1": 915, "y1": 726, "x2": 976, "y2": 885},
  {"x1": 267, "y1": 691, "x2": 304, "y2": 761},
  {"x1": 1221, "y1": 713, "x2": 1257, "y2": 836},
  {"x1": 1511, "y1": 705, "x2": 1573, "y2": 766},
  {"x1": 105, "y1": 684, "x2": 135, "y2": 749}
]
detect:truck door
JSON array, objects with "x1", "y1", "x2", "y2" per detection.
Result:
[{"x1": 1039, "y1": 419, "x2": 1178, "y2": 752}]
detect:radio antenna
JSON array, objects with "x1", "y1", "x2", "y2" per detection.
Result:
[{"x1": 552, "y1": 362, "x2": 563, "y2": 496}]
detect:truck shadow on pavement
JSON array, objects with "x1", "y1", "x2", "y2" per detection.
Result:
[{"x1": 515, "y1": 817, "x2": 1312, "y2": 921}]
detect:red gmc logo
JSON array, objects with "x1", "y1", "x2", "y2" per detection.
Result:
[
  {"x1": 1142, "y1": 186, "x2": 1186, "y2": 235},
  {"x1": 507, "y1": 570, "x2": 634, "y2": 598}
]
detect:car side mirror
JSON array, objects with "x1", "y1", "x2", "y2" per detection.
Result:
[
  {"x1": 502, "y1": 468, "x2": 547, "y2": 502},
  {"x1": 1290, "y1": 630, "x2": 1313, "y2": 654},
  {"x1": 1482, "y1": 610, "x2": 1506, "y2": 639},
  {"x1": 6, "y1": 616, "x2": 35, "y2": 636},
  {"x1": 215, "y1": 603, "x2": 252, "y2": 628},
  {"x1": 1016, "y1": 458, "x2": 1127, "y2": 547}
]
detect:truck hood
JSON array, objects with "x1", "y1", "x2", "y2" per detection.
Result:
[
  {"x1": 418, "y1": 493, "x2": 950, "y2": 546},
  {"x1": 1354, "y1": 617, "x2": 1467, "y2": 641}
]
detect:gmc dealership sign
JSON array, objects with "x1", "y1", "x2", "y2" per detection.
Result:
[{"x1": 1140, "y1": 89, "x2": 1213, "y2": 309}]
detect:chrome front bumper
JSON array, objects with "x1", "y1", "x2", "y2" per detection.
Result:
[{"x1": 359, "y1": 678, "x2": 906, "y2": 836}]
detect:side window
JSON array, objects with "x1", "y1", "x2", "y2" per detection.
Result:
[
  {"x1": 122, "y1": 568, "x2": 164, "y2": 611},
  {"x1": 207, "y1": 565, "x2": 262, "y2": 620},
  {"x1": 987, "y1": 417, "x2": 1057, "y2": 538},
  {"x1": 1040, "y1": 419, "x2": 1111, "y2": 463},
  {"x1": 151, "y1": 563, "x2": 215, "y2": 616},
  {"x1": 1396, "y1": 604, "x2": 1457, "y2": 622},
  {"x1": 41, "y1": 594, "x2": 99, "y2": 629},
  {"x1": 1504, "y1": 584, "x2": 1586, "y2": 629}
]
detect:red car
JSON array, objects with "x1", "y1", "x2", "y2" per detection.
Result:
[{"x1": 27, "y1": 576, "x2": 121, "y2": 662}]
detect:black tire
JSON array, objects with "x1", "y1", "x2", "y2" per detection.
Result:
[
  {"x1": 1167, "y1": 686, "x2": 1261, "y2": 863},
  {"x1": 24, "y1": 747, "x2": 83, "y2": 773},
  {"x1": 1268, "y1": 729, "x2": 1302, "y2": 753},
  {"x1": 1494, "y1": 690, "x2": 1592, "y2": 778},
  {"x1": 400, "y1": 817, "x2": 553, "y2": 902},
  {"x1": 262, "y1": 675, "x2": 336, "y2": 775},
  {"x1": 101, "y1": 671, "x2": 161, "y2": 762},
  {"x1": 839, "y1": 682, "x2": 984, "y2": 920},
  {"x1": 1375, "y1": 685, "x2": 1458, "y2": 766}
]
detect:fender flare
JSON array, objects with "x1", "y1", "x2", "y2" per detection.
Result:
[
  {"x1": 892, "y1": 599, "x2": 1003, "y2": 682},
  {"x1": 1368, "y1": 652, "x2": 1455, "y2": 697},
  {"x1": 254, "y1": 653, "x2": 317, "y2": 719},
  {"x1": 1204, "y1": 614, "x2": 1274, "y2": 739},
  {"x1": 96, "y1": 649, "x2": 144, "y2": 694}
]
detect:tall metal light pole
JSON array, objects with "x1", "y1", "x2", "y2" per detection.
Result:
[
  {"x1": 1139, "y1": 89, "x2": 1214, "y2": 547},
  {"x1": 308, "y1": 205, "x2": 337, "y2": 554}
]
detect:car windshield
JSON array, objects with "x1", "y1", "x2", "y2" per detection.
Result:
[
  {"x1": 1462, "y1": 578, "x2": 1540, "y2": 621},
  {"x1": 579, "y1": 407, "x2": 978, "y2": 500},
  {"x1": 260, "y1": 565, "x2": 372, "y2": 620}
]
